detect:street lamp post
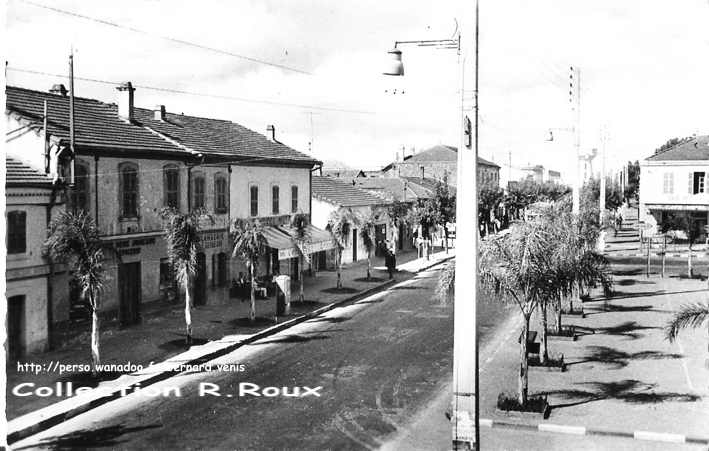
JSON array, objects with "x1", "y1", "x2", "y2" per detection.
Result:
[{"x1": 383, "y1": 4, "x2": 479, "y2": 449}]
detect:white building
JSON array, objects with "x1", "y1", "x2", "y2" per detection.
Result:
[
  {"x1": 311, "y1": 176, "x2": 391, "y2": 264},
  {"x1": 5, "y1": 157, "x2": 66, "y2": 356},
  {"x1": 5, "y1": 83, "x2": 330, "y2": 339},
  {"x1": 639, "y1": 135, "x2": 709, "y2": 238}
]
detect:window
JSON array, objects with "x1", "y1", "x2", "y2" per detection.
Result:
[
  {"x1": 272, "y1": 185, "x2": 280, "y2": 215},
  {"x1": 663, "y1": 172, "x2": 674, "y2": 194},
  {"x1": 217, "y1": 252, "x2": 227, "y2": 287},
  {"x1": 71, "y1": 164, "x2": 89, "y2": 213},
  {"x1": 192, "y1": 173, "x2": 205, "y2": 210},
  {"x1": 119, "y1": 163, "x2": 139, "y2": 218},
  {"x1": 691, "y1": 171, "x2": 706, "y2": 194},
  {"x1": 164, "y1": 165, "x2": 180, "y2": 208},
  {"x1": 7, "y1": 211, "x2": 26, "y2": 254},
  {"x1": 291, "y1": 186, "x2": 298, "y2": 213},
  {"x1": 250, "y1": 185, "x2": 259, "y2": 217},
  {"x1": 214, "y1": 175, "x2": 227, "y2": 213}
]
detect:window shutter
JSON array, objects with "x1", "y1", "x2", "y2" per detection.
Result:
[{"x1": 688, "y1": 172, "x2": 693, "y2": 194}]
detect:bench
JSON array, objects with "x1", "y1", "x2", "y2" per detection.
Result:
[{"x1": 519, "y1": 330, "x2": 540, "y2": 357}]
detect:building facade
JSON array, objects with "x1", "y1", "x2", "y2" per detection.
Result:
[
  {"x1": 5, "y1": 83, "x2": 324, "y2": 341},
  {"x1": 5, "y1": 157, "x2": 67, "y2": 356},
  {"x1": 380, "y1": 145, "x2": 500, "y2": 189},
  {"x1": 639, "y1": 135, "x2": 709, "y2": 239}
]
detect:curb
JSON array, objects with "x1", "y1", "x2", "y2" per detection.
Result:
[
  {"x1": 7, "y1": 255, "x2": 453, "y2": 445},
  {"x1": 479, "y1": 418, "x2": 709, "y2": 445}
]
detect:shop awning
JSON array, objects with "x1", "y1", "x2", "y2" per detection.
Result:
[
  {"x1": 280, "y1": 224, "x2": 338, "y2": 255},
  {"x1": 262, "y1": 226, "x2": 298, "y2": 260},
  {"x1": 646, "y1": 204, "x2": 709, "y2": 212}
]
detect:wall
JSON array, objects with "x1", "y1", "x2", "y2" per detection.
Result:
[
  {"x1": 229, "y1": 165, "x2": 310, "y2": 220},
  {"x1": 640, "y1": 161, "x2": 709, "y2": 208}
]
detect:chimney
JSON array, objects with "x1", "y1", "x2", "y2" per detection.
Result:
[
  {"x1": 116, "y1": 82, "x2": 135, "y2": 122},
  {"x1": 49, "y1": 84, "x2": 68, "y2": 97},
  {"x1": 266, "y1": 124, "x2": 276, "y2": 142},
  {"x1": 154, "y1": 105, "x2": 166, "y2": 121}
]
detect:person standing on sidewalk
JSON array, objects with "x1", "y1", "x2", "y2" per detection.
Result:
[{"x1": 385, "y1": 247, "x2": 395, "y2": 279}]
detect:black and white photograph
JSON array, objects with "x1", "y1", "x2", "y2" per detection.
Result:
[{"x1": 1, "y1": 1, "x2": 708, "y2": 450}]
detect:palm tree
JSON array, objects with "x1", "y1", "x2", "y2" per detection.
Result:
[
  {"x1": 666, "y1": 302, "x2": 709, "y2": 342},
  {"x1": 160, "y1": 208, "x2": 210, "y2": 345},
  {"x1": 326, "y1": 208, "x2": 358, "y2": 289},
  {"x1": 232, "y1": 218, "x2": 268, "y2": 322},
  {"x1": 359, "y1": 212, "x2": 377, "y2": 280},
  {"x1": 44, "y1": 210, "x2": 107, "y2": 376},
  {"x1": 480, "y1": 220, "x2": 553, "y2": 406},
  {"x1": 290, "y1": 212, "x2": 310, "y2": 302}
]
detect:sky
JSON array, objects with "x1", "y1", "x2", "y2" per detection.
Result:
[{"x1": 3, "y1": 0, "x2": 709, "y2": 185}]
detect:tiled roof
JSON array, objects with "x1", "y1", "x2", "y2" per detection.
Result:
[
  {"x1": 6, "y1": 86, "x2": 319, "y2": 165},
  {"x1": 6, "y1": 157, "x2": 53, "y2": 187},
  {"x1": 647, "y1": 135, "x2": 709, "y2": 161},
  {"x1": 312, "y1": 176, "x2": 386, "y2": 207},
  {"x1": 402, "y1": 145, "x2": 500, "y2": 168},
  {"x1": 133, "y1": 107, "x2": 318, "y2": 164},
  {"x1": 401, "y1": 177, "x2": 457, "y2": 196},
  {"x1": 353, "y1": 177, "x2": 433, "y2": 202},
  {"x1": 6, "y1": 86, "x2": 183, "y2": 154}
]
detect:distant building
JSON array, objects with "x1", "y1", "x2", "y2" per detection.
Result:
[
  {"x1": 521, "y1": 165, "x2": 545, "y2": 183},
  {"x1": 380, "y1": 145, "x2": 500, "y2": 188},
  {"x1": 311, "y1": 176, "x2": 392, "y2": 262},
  {"x1": 5, "y1": 157, "x2": 66, "y2": 357},
  {"x1": 639, "y1": 135, "x2": 709, "y2": 239},
  {"x1": 548, "y1": 170, "x2": 561, "y2": 183}
]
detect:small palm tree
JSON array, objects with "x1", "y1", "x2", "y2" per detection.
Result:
[
  {"x1": 327, "y1": 208, "x2": 358, "y2": 289},
  {"x1": 290, "y1": 212, "x2": 311, "y2": 303},
  {"x1": 232, "y1": 218, "x2": 268, "y2": 322},
  {"x1": 666, "y1": 302, "x2": 709, "y2": 342},
  {"x1": 359, "y1": 212, "x2": 377, "y2": 280},
  {"x1": 480, "y1": 221, "x2": 553, "y2": 406},
  {"x1": 160, "y1": 208, "x2": 211, "y2": 345},
  {"x1": 44, "y1": 210, "x2": 107, "y2": 376}
]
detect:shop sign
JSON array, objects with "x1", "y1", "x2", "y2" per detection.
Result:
[
  {"x1": 112, "y1": 237, "x2": 157, "y2": 256},
  {"x1": 200, "y1": 231, "x2": 225, "y2": 249}
]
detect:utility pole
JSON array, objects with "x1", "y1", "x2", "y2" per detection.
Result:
[
  {"x1": 570, "y1": 66, "x2": 581, "y2": 215},
  {"x1": 68, "y1": 48, "x2": 76, "y2": 187},
  {"x1": 599, "y1": 127, "x2": 607, "y2": 225},
  {"x1": 452, "y1": 1, "x2": 479, "y2": 448}
]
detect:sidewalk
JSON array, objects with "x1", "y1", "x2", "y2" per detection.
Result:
[{"x1": 6, "y1": 249, "x2": 454, "y2": 444}]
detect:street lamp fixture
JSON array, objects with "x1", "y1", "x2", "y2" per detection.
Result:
[{"x1": 382, "y1": 26, "x2": 479, "y2": 450}]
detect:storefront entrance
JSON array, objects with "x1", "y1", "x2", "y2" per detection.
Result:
[
  {"x1": 194, "y1": 252, "x2": 207, "y2": 306},
  {"x1": 7, "y1": 295, "x2": 25, "y2": 359}
]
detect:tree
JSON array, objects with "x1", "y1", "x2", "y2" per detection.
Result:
[
  {"x1": 480, "y1": 220, "x2": 553, "y2": 406},
  {"x1": 44, "y1": 211, "x2": 107, "y2": 376},
  {"x1": 290, "y1": 212, "x2": 310, "y2": 302},
  {"x1": 160, "y1": 208, "x2": 212, "y2": 345},
  {"x1": 654, "y1": 136, "x2": 693, "y2": 155},
  {"x1": 387, "y1": 200, "x2": 412, "y2": 250},
  {"x1": 359, "y1": 212, "x2": 377, "y2": 279},
  {"x1": 410, "y1": 199, "x2": 438, "y2": 258},
  {"x1": 432, "y1": 177, "x2": 456, "y2": 251},
  {"x1": 665, "y1": 302, "x2": 709, "y2": 343},
  {"x1": 232, "y1": 218, "x2": 268, "y2": 322},
  {"x1": 479, "y1": 187, "x2": 504, "y2": 235},
  {"x1": 660, "y1": 212, "x2": 703, "y2": 278},
  {"x1": 326, "y1": 208, "x2": 358, "y2": 289}
]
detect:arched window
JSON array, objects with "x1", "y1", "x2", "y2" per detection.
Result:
[
  {"x1": 192, "y1": 172, "x2": 206, "y2": 210},
  {"x1": 163, "y1": 164, "x2": 180, "y2": 209},
  {"x1": 119, "y1": 163, "x2": 139, "y2": 218},
  {"x1": 214, "y1": 174, "x2": 228, "y2": 214},
  {"x1": 272, "y1": 185, "x2": 280, "y2": 215},
  {"x1": 71, "y1": 163, "x2": 90, "y2": 213}
]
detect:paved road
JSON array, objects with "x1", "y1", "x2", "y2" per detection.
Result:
[{"x1": 14, "y1": 262, "x2": 512, "y2": 450}]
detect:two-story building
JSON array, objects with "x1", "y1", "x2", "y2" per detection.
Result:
[
  {"x1": 639, "y1": 135, "x2": 709, "y2": 239},
  {"x1": 380, "y1": 145, "x2": 500, "y2": 189},
  {"x1": 5, "y1": 83, "x2": 328, "y2": 337},
  {"x1": 5, "y1": 157, "x2": 66, "y2": 356}
]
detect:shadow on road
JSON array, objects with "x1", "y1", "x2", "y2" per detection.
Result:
[
  {"x1": 593, "y1": 321, "x2": 660, "y2": 340},
  {"x1": 543, "y1": 379, "x2": 700, "y2": 411},
  {"x1": 14, "y1": 424, "x2": 163, "y2": 450},
  {"x1": 566, "y1": 345, "x2": 683, "y2": 370}
]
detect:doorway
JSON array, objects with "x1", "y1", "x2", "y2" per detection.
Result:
[
  {"x1": 352, "y1": 229, "x2": 358, "y2": 262},
  {"x1": 119, "y1": 262, "x2": 141, "y2": 326},
  {"x1": 194, "y1": 252, "x2": 207, "y2": 306},
  {"x1": 7, "y1": 295, "x2": 25, "y2": 359}
]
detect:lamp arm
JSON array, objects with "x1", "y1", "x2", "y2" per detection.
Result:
[{"x1": 394, "y1": 38, "x2": 458, "y2": 48}]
